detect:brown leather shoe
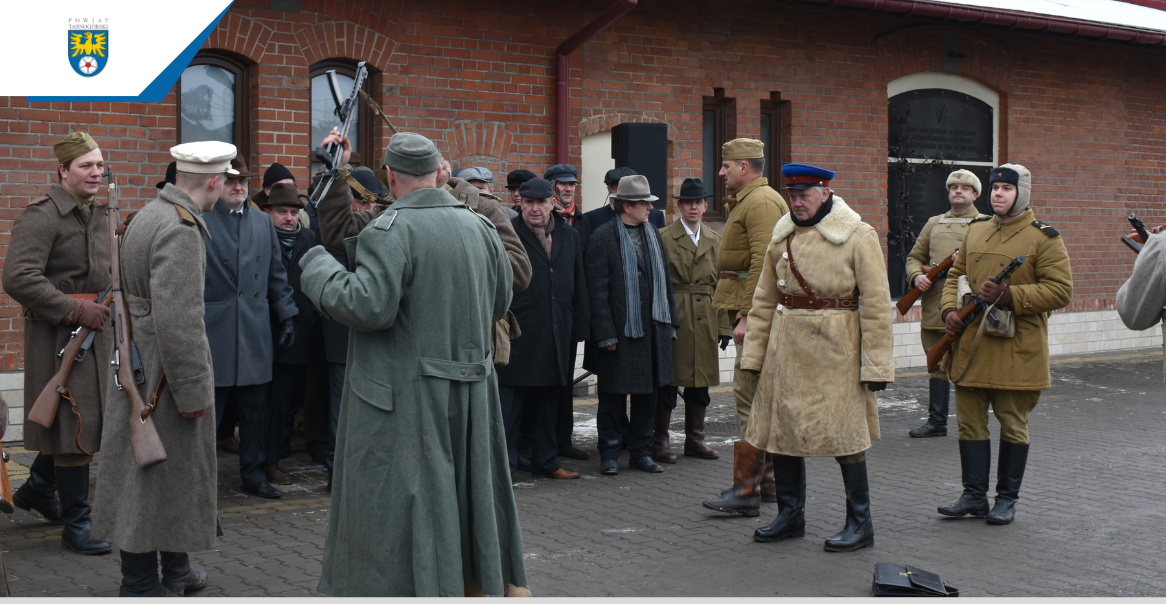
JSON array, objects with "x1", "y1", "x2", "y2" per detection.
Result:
[
  {"x1": 265, "y1": 464, "x2": 293, "y2": 485},
  {"x1": 683, "y1": 402, "x2": 719, "y2": 459},
  {"x1": 217, "y1": 437, "x2": 240, "y2": 455},
  {"x1": 546, "y1": 468, "x2": 580, "y2": 479},
  {"x1": 760, "y1": 453, "x2": 777, "y2": 502},
  {"x1": 651, "y1": 403, "x2": 678, "y2": 463}
]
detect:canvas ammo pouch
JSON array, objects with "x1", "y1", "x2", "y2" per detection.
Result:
[{"x1": 957, "y1": 275, "x2": 1014, "y2": 338}]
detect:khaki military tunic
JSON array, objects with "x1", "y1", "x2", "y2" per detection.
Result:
[
  {"x1": 712, "y1": 177, "x2": 788, "y2": 315},
  {"x1": 1, "y1": 184, "x2": 111, "y2": 455},
  {"x1": 906, "y1": 206, "x2": 985, "y2": 330}
]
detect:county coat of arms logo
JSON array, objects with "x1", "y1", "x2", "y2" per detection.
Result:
[{"x1": 68, "y1": 18, "x2": 109, "y2": 77}]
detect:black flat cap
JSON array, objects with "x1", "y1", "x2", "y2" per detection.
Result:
[
  {"x1": 604, "y1": 166, "x2": 637, "y2": 185},
  {"x1": 518, "y1": 177, "x2": 554, "y2": 200},
  {"x1": 507, "y1": 169, "x2": 537, "y2": 189}
]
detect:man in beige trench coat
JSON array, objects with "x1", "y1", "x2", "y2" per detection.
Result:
[{"x1": 740, "y1": 163, "x2": 894, "y2": 552}]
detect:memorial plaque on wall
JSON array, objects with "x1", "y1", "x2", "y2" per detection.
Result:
[{"x1": 889, "y1": 89, "x2": 993, "y2": 162}]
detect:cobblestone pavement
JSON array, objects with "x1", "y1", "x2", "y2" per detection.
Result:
[{"x1": 3, "y1": 348, "x2": 1165, "y2": 596}]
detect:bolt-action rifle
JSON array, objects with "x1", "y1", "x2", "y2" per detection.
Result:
[
  {"x1": 105, "y1": 168, "x2": 167, "y2": 468},
  {"x1": 895, "y1": 251, "x2": 958, "y2": 316},
  {"x1": 925, "y1": 255, "x2": 1026, "y2": 373},
  {"x1": 27, "y1": 288, "x2": 112, "y2": 431}
]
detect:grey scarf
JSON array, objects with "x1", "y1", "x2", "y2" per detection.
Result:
[{"x1": 617, "y1": 221, "x2": 671, "y2": 338}]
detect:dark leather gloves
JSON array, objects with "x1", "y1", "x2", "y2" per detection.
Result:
[
  {"x1": 978, "y1": 280, "x2": 1012, "y2": 306},
  {"x1": 277, "y1": 318, "x2": 297, "y2": 350},
  {"x1": 299, "y1": 245, "x2": 329, "y2": 271},
  {"x1": 864, "y1": 382, "x2": 888, "y2": 392},
  {"x1": 73, "y1": 300, "x2": 110, "y2": 331},
  {"x1": 719, "y1": 336, "x2": 732, "y2": 351},
  {"x1": 943, "y1": 309, "x2": 966, "y2": 337}
]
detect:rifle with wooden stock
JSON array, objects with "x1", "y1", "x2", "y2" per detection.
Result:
[
  {"x1": 925, "y1": 255, "x2": 1026, "y2": 373},
  {"x1": 895, "y1": 251, "x2": 958, "y2": 316},
  {"x1": 105, "y1": 168, "x2": 167, "y2": 468},
  {"x1": 27, "y1": 289, "x2": 113, "y2": 431}
]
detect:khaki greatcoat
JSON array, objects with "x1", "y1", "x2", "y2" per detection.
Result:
[
  {"x1": 660, "y1": 221, "x2": 731, "y2": 388},
  {"x1": 712, "y1": 177, "x2": 788, "y2": 314},
  {"x1": 741, "y1": 196, "x2": 894, "y2": 457},
  {"x1": 939, "y1": 208, "x2": 1073, "y2": 391},
  {"x1": 1, "y1": 184, "x2": 111, "y2": 454},
  {"x1": 91, "y1": 185, "x2": 218, "y2": 554}
]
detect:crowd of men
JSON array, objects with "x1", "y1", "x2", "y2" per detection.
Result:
[{"x1": 27, "y1": 120, "x2": 1166, "y2": 596}]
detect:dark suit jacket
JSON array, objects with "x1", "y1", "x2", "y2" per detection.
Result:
[
  {"x1": 497, "y1": 215, "x2": 589, "y2": 388},
  {"x1": 202, "y1": 201, "x2": 298, "y2": 387},
  {"x1": 271, "y1": 227, "x2": 321, "y2": 365}
]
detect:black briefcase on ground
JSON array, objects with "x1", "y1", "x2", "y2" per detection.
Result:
[{"x1": 872, "y1": 563, "x2": 959, "y2": 597}]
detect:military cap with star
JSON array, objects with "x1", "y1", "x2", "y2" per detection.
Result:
[{"x1": 781, "y1": 163, "x2": 835, "y2": 190}]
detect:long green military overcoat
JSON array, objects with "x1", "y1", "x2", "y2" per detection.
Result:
[{"x1": 301, "y1": 186, "x2": 525, "y2": 597}]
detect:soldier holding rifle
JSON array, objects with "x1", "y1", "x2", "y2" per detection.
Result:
[
  {"x1": 1, "y1": 132, "x2": 112, "y2": 555},
  {"x1": 91, "y1": 142, "x2": 234, "y2": 596},
  {"x1": 903, "y1": 170, "x2": 986, "y2": 438},
  {"x1": 936, "y1": 164, "x2": 1073, "y2": 526}
]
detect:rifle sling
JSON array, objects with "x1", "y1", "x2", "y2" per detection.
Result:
[
  {"x1": 145, "y1": 374, "x2": 167, "y2": 420},
  {"x1": 55, "y1": 386, "x2": 94, "y2": 456},
  {"x1": 945, "y1": 294, "x2": 1006, "y2": 384}
]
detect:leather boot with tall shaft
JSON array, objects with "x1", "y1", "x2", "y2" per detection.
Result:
[
  {"x1": 56, "y1": 465, "x2": 111, "y2": 555},
  {"x1": 909, "y1": 378, "x2": 950, "y2": 437},
  {"x1": 683, "y1": 403, "x2": 718, "y2": 459},
  {"x1": 13, "y1": 453, "x2": 62, "y2": 523},
  {"x1": 824, "y1": 460, "x2": 874, "y2": 552},
  {"x1": 753, "y1": 455, "x2": 806, "y2": 542},
  {"x1": 702, "y1": 442, "x2": 763, "y2": 516},
  {"x1": 938, "y1": 440, "x2": 991, "y2": 517},
  {"x1": 986, "y1": 440, "x2": 1030, "y2": 525},
  {"x1": 119, "y1": 551, "x2": 176, "y2": 597},
  {"x1": 161, "y1": 552, "x2": 208, "y2": 596},
  {"x1": 759, "y1": 453, "x2": 777, "y2": 502},
  {"x1": 650, "y1": 404, "x2": 677, "y2": 463}
]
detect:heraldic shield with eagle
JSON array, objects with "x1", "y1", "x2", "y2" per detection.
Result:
[{"x1": 69, "y1": 28, "x2": 108, "y2": 77}]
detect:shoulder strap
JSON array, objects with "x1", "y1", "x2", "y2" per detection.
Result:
[
  {"x1": 1032, "y1": 220, "x2": 1060, "y2": 237},
  {"x1": 785, "y1": 234, "x2": 814, "y2": 297},
  {"x1": 28, "y1": 196, "x2": 50, "y2": 207},
  {"x1": 115, "y1": 211, "x2": 138, "y2": 237},
  {"x1": 174, "y1": 205, "x2": 196, "y2": 226}
]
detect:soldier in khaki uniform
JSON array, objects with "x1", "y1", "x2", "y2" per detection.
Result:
[
  {"x1": 653, "y1": 178, "x2": 731, "y2": 462},
  {"x1": 1, "y1": 132, "x2": 112, "y2": 555},
  {"x1": 703, "y1": 139, "x2": 788, "y2": 517},
  {"x1": 939, "y1": 164, "x2": 1073, "y2": 525},
  {"x1": 92, "y1": 142, "x2": 234, "y2": 596},
  {"x1": 904, "y1": 170, "x2": 986, "y2": 437}
]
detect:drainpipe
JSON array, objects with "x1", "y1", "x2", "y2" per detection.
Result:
[{"x1": 555, "y1": 0, "x2": 639, "y2": 164}]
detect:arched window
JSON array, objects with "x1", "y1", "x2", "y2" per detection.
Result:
[
  {"x1": 310, "y1": 60, "x2": 374, "y2": 173},
  {"x1": 886, "y1": 73, "x2": 1000, "y2": 298},
  {"x1": 177, "y1": 52, "x2": 250, "y2": 161}
]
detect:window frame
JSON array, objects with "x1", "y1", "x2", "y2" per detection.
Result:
[
  {"x1": 702, "y1": 98, "x2": 728, "y2": 222},
  {"x1": 760, "y1": 99, "x2": 783, "y2": 184},
  {"x1": 176, "y1": 52, "x2": 251, "y2": 163},
  {"x1": 309, "y1": 59, "x2": 374, "y2": 168}
]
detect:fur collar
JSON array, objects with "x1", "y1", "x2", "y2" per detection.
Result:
[{"x1": 771, "y1": 195, "x2": 862, "y2": 245}]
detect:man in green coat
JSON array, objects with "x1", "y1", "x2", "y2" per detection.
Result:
[{"x1": 300, "y1": 132, "x2": 527, "y2": 596}]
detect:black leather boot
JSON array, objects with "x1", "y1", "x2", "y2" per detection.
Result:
[
  {"x1": 119, "y1": 550, "x2": 177, "y2": 597},
  {"x1": 13, "y1": 453, "x2": 62, "y2": 523},
  {"x1": 753, "y1": 455, "x2": 806, "y2": 542},
  {"x1": 824, "y1": 460, "x2": 874, "y2": 552},
  {"x1": 702, "y1": 442, "x2": 763, "y2": 516},
  {"x1": 56, "y1": 464, "x2": 111, "y2": 555},
  {"x1": 161, "y1": 552, "x2": 208, "y2": 596},
  {"x1": 938, "y1": 440, "x2": 991, "y2": 517},
  {"x1": 986, "y1": 440, "x2": 1030, "y2": 525},
  {"x1": 909, "y1": 379, "x2": 949, "y2": 437}
]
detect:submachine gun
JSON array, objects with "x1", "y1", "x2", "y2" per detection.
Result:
[
  {"x1": 308, "y1": 61, "x2": 368, "y2": 207},
  {"x1": 925, "y1": 255, "x2": 1026, "y2": 373},
  {"x1": 1121, "y1": 214, "x2": 1151, "y2": 254}
]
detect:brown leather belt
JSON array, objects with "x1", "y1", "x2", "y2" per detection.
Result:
[
  {"x1": 66, "y1": 293, "x2": 100, "y2": 303},
  {"x1": 674, "y1": 284, "x2": 715, "y2": 296},
  {"x1": 778, "y1": 291, "x2": 859, "y2": 310},
  {"x1": 719, "y1": 270, "x2": 749, "y2": 279}
]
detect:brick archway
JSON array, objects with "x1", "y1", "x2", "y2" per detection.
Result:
[
  {"x1": 201, "y1": 13, "x2": 273, "y2": 63},
  {"x1": 445, "y1": 120, "x2": 516, "y2": 167},
  {"x1": 298, "y1": 21, "x2": 397, "y2": 74},
  {"x1": 579, "y1": 113, "x2": 679, "y2": 142}
]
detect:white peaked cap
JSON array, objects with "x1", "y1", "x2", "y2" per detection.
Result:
[{"x1": 170, "y1": 141, "x2": 239, "y2": 175}]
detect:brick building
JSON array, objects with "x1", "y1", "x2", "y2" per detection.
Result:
[{"x1": 2, "y1": 0, "x2": 1165, "y2": 434}]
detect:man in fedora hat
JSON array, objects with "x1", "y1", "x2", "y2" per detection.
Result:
[
  {"x1": 652, "y1": 178, "x2": 731, "y2": 463},
  {"x1": 257, "y1": 182, "x2": 321, "y2": 483},
  {"x1": 583, "y1": 167, "x2": 665, "y2": 232},
  {"x1": 2, "y1": 131, "x2": 113, "y2": 555},
  {"x1": 201, "y1": 155, "x2": 300, "y2": 498},
  {"x1": 583, "y1": 174, "x2": 678, "y2": 476}
]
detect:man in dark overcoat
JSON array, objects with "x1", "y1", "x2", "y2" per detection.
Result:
[
  {"x1": 584, "y1": 175, "x2": 678, "y2": 475},
  {"x1": 258, "y1": 183, "x2": 320, "y2": 476},
  {"x1": 497, "y1": 178, "x2": 589, "y2": 480},
  {"x1": 202, "y1": 157, "x2": 299, "y2": 498},
  {"x1": 1, "y1": 131, "x2": 112, "y2": 555},
  {"x1": 92, "y1": 141, "x2": 235, "y2": 596}
]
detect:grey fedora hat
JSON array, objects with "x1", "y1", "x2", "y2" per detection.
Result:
[{"x1": 610, "y1": 174, "x2": 658, "y2": 203}]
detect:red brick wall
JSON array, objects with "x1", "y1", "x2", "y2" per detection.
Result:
[{"x1": 1, "y1": 0, "x2": 1164, "y2": 369}]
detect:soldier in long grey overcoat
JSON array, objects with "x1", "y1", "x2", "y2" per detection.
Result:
[
  {"x1": 0, "y1": 132, "x2": 112, "y2": 555},
  {"x1": 301, "y1": 132, "x2": 527, "y2": 597},
  {"x1": 91, "y1": 142, "x2": 235, "y2": 596}
]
